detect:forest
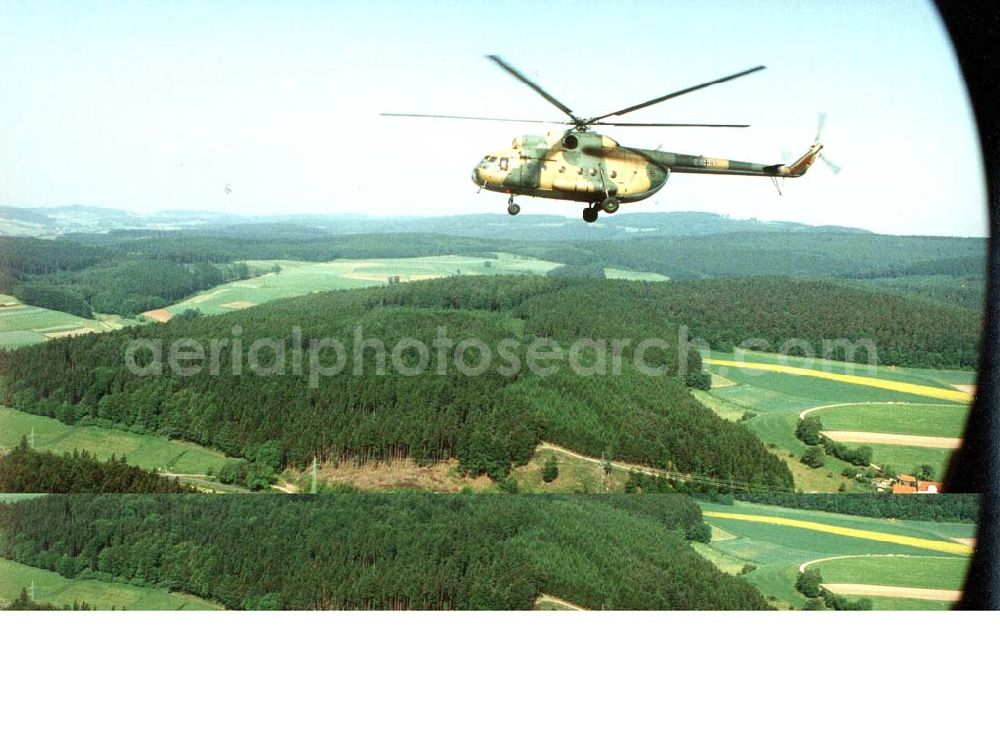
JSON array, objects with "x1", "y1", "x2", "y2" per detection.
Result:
[
  {"x1": 0, "y1": 226, "x2": 982, "y2": 491},
  {"x1": 0, "y1": 492, "x2": 768, "y2": 610},
  {"x1": 0, "y1": 273, "x2": 981, "y2": 488},
  {"x1": 0, "y1": 440, "x2": 194, "y2": 493},
  {"x1": 0, "y1": 276, "x2": 797, "y2": 490},
  {"x1": 522, "y1": 231, "x2": 985, "y2": 281}
]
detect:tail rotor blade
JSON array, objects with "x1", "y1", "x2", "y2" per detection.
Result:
[
  {"x1": 819, "y1": 152, "x2": 841, "y2": 175},
  {"x1": 815, "y1": 112, "x2": 828, "y2": 143}
]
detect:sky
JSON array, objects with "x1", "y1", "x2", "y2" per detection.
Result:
[{"x1": 0, "y1": 0, "x2": 989, "y2": 236}]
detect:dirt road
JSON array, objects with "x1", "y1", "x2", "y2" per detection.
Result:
[
  {"x1": 819, "y1": 430, "x2": 962, "y2": 449},
  {"x1": 535, "y1": 594, "x2": 586, "y2": 611},
  {"x1": 820, "y1": 583, "x2": 961, "y2": 602}
]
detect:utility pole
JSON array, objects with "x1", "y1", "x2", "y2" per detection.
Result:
[
  {"x1": 311, "y1": 456, "x2": 318, "y2": 494},
  {"x1": 30, "y1": 426, "x2": 35, "y2": 450}
]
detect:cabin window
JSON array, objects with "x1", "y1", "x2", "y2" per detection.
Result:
[
  {"x1": 577, "y1": 167, "x2": 583, "y2": 175},
  {"x1": 559, "y1": 165, "x2": 566, "y2": 173},
  {"x1": 610, "y1": 170, "x2": 617, "y2": 179},
  {"x1": 589, "y1": 167, "x2": 597, "y2": 176}
]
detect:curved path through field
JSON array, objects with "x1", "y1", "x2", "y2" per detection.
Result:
[
  {"x1": 798, "y1": 401, "x2": 966, "y2": 420},
  {"x1": 704, "y1": 511, "x2": 973, "y2": 555},
  {"x1": 704, "y1": 358, "x2": 972, "y2": 403},
  {"x1": 798, "y1": 554, "x2": 966, "y2": 602},
  {"x1": 797, "y1": 553, "x2": 924, "y2": 574}
]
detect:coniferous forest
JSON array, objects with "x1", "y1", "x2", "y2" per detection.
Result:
[
  {"x1": 0, "y1": 492, "x2": 768, "y2": 610},
  {"x1": 0, "y1": 272, "x2": 981, "y2": 488},
  {"x1": 1, "y1": 276, "x2": 801, "y2": 490}
]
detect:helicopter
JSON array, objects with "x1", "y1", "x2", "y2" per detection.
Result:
[{"x1": 383, "y1": 56, "x2": 835, "y2": 222}]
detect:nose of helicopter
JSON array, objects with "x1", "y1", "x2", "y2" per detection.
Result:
[{"x1": 471, "y1": 166, "x2": 483, "y2": 186}]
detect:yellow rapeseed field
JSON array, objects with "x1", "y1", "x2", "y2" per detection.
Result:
[
  {"x1": 703, "y1": 511, "x2": 973, "y2": 556},
  {"x1": 703, "y1": 358, "x2": 973, "y2": 404}
]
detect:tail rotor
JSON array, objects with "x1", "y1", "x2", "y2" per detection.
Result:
[{"x1": 814, "y1": 112, "x2": 841, "y2": 174}]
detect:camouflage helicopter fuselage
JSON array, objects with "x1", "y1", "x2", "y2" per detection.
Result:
[
  {"x1": 472, "y1": 129, "x2": 820, "y2": 207},
  {"x1": 385, "y1": 56, "x2": 825, "y2": 222}
]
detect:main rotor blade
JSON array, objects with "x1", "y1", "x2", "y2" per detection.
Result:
[
  {"x1": 380, "y1": 113, "x2": 565, "y2": 125},
  {"x1": 587, "y1": 65, "x2": 766, "y2": 122},
  {"x1": 592, "y1": 121, "x2": 750, "y2": 128},
  {"x1": 486, "y1": 55, "x2": 581, "y2": 125}
]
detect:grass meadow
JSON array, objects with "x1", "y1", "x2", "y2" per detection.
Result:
[
  {"x1": 0, "y1": 406, "x2": 229, "y2": 475},
  {"x1": 0, "y1": 558, "x2": 222, "y2": 610},
  {"x1": 162, "y1": 254, "x2": 561, "y2": 317}
]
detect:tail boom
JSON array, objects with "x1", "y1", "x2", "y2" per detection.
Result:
[{"x1": 640, "y1": 143, "x2": 823, "y2": 178}]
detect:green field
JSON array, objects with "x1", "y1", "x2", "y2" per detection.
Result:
[
  {"x1": 0, "y1": 494, "x2": 43, "y2": 503},
  {"x1": 699, "y1": 348, "x2": 973, "y2": 489},
  {"x1": 852, "y1": 444, "x2": 954, "y2": 479},
  {"x1": 0, "y1": 406, "x2": 229, "y2": 475},
  {"x1": 603, "y1": 267, "x2": 670, "y2": 282},
  {"x1": 690, "y1": 389, "x2": 748, "y2": 422},
  {"x1": 0, "y1": 558, "x2": 222, "y2": 610},
  {"x1": 162, "y1": 254, "x2": 561, "y2": 317},
  {"x1": 808, "y1": 555, "x2": 967, "y2": 590},
  {"x1": 810, "y1": 403, "x2": 968, "y2": 437},
  {"x1": 694, "y1": 499, "x2": 973, "y2": 610},
  {"x1": 0, "y1": 300, "x2": 133, "y2": 350}
]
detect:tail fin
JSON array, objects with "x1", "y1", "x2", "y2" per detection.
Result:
[{"x1": 784, "y1": 144, "x2": 823, "y2": 177}]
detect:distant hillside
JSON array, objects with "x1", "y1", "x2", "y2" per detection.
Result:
[
  {"x1": 3, "y1": 217, "x2": 987, "y2": 325},
  {"x1": 533, "y1": 232, "x2": 986, "y2": 280},
  {"x1": 280, "y1": 211, "x2": 877, "y2": 242},
  {"x1": 0, "y1": 204, "x2": 879, "y2": 241}
]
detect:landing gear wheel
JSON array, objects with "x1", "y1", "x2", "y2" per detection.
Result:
[
  {"x1": 582, "y1": 206, "x2": 598, "y2": 223},
  {"x1": 507, "y1": 202, "x2": 521, "y2": 216},
  {"x1": 601, "y1": 196, "x2": 620, "y2": 214}
]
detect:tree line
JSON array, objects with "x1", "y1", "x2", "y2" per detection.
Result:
[
  {"x1": 2, "y1": 589, "x2": 95, "y2": 611},
  {"x1": 703, "y1": 492, "x2": 979, "y2": 523}
]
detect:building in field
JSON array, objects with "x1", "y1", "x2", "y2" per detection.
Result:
[{"x1": 891, "y1": 475, "x2": 944, "y2": 494}]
